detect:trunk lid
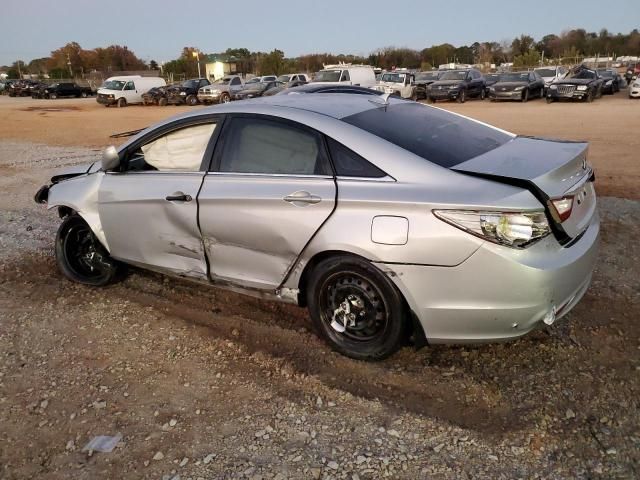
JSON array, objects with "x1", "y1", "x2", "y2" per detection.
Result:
[{"x1": 452, "y1": 136, "x2": 596, "y2": 242}]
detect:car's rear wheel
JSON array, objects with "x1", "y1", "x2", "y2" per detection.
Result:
[
  {"x1": 306, "y1": 255, "x2": 407, "y2": 361},
  {"x1": 457, "y1": 89, "x2": 466, "y2": 103},
  {"x1": 55, "y1": 215, "x2": 121, "y2": 286},
  {"x1": 117, "y1": 97, "x2": 127, "y2": 108}
]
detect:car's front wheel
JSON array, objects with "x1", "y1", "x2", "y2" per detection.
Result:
[
  {"x1": 457, "y1": 89, "x2": 466, "y2": 103},
  {"x1": 55, "y1": 215, "x2": 121, "y2": 286},
  {"x1": 306, "y1": 255, "x2": 407, "y2": 361}
]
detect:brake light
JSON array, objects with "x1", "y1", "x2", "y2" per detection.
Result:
[{"x1": 550, "y1": 196, "x2": 574, "y2": 222}]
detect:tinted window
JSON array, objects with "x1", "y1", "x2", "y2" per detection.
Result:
[
  {"x1": 342, "y1": 103, "x2": 511, "y2": 168},
  {"x1": 231, "y1": 77, "x2": 241, "y2": 85},
  {"x1": 341, "y1": 70, "x2": 350, "y2": 82},
  {"x1": 124, "y1": 81, "x2": 135, "y2": 91},
  {"x1": 218, "y1": 117, "x2": 331, "y2": 175},
  {"x1": 327, "y1": 138, "x2": 386, "y2": 178}
]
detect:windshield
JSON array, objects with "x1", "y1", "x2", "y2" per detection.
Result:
[
  {"x1": 181, "y1": 80, "x2": 198, "y2": 88},
  {"x1": 246, "y1": 78, "x2": 260, "y2": 84},
  {"x1": 314, "y1": 70, "x2": 342, "y2": 82},
  {"x1": 343, "y1": 102, "x2": 511, "y2": 168},
  {"x1": 439, "y1": 71, "x2": 467, "y2": 81},
  {"x1": 569, "y1": 69, "x2": 596, "y2": 80},
  {"x1": 380, "y1": 73, "x2": 406, "y2": 83},
  {"x1": 213, "y1": 78, "x2": 232, "y2": 85},
  {"x1": 597, "y1": 70, "x2": 614, "y2": 78},
  {"x1": 499, "y1": 73, "x2": 529, "y2": 82},
  {"x1": 277, "y1": 75, "x2": 290, "y2": 82},
  {"x1": 535, "y1": 68, "x2": 557, "y2": 77},
  {"x1": 415, "y1": 72, "x2": 439, "y2": 81},
  {"x1": 102, "y1": 80, "x2": 126, "y2": 90}
]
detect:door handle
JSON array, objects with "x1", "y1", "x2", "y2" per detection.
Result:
[
  {"x1": 165, "y1": 192, "x2": 192, "y2": 202},
  {"x1": 283, "y1": 191, "x2": 321, "y2": 205}
]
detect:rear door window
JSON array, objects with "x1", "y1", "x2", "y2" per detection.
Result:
[
  {"x1": 342, "y1": 102, "x2": 511, "y2": 168},
  {"x1": 340, "y1": 70, "x2": 350, "y2": 82},
  {"x1": 216, "y1": 117, "x2": 331, "y2": 175},
  {"x1": 327, "y1": 138, "x2": 386, "y2": 178}
]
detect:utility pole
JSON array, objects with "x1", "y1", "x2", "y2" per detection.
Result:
[{"x1": 66, "y1": 52, "x2": 73, "y2": 78}]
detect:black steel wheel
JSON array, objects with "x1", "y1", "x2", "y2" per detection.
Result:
[
  {"x1": 306, "y1": 255, "x2": 407, "y2": 361},
  {"x1": 55, "y1": 215, "x2": 121, "y2": 286}
]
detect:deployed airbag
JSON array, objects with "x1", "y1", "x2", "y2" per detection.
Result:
[{"x1": 142, "y1": 123, "x2": 216, "y2": 171}]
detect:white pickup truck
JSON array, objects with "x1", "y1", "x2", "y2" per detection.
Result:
[{"x1": 371, "y1": 71, "x2": 417, "y2": 99}]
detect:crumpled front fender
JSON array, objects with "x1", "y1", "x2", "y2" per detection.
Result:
[{"x1": 46, "y1": 172, "x2": 110, "y2": 252}]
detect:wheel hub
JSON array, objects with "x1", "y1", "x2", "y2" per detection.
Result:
[{"x1": 330, "y1": 293, "x2": 366, "y2": 333}]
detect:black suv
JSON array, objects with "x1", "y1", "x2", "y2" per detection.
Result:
[
  {"x1": 426, "y1": 69, "x2": 485, "y2": 103},
  {"x1": 167, "y1": 78, "x2": 211, "y2": 106}
]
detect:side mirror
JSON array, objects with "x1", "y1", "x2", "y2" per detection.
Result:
[{"x1": 101, "y1": 145, "x2": 120, "y2": 171}]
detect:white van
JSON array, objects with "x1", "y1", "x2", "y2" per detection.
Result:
[
  {"x1": 97, "y1": 76, "x2": 166, "y2": 107},
  {"x1": 312, "y1": 64, "x2": 376, "y2": 87}
]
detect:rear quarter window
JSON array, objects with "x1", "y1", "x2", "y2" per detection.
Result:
[{"x1": 342, "y1": 102, "x2": 511, "y2": 168}]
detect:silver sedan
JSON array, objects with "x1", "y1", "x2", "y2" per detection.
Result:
[{"x1": 35, "y1": 94, "x2": 599, "y2": 360}]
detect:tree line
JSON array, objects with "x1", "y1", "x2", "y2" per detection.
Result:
[{"x1": 3, "y1": 28, "x2": 639, "y2": 79}]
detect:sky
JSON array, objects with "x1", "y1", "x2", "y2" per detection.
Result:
[{"x1": 1, "y1": 0, "x2": 636, "y2": 66}]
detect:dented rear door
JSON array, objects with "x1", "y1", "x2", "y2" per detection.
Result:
[{"x1": 198, "y1": 115, "x2": 336, "y2": 291}]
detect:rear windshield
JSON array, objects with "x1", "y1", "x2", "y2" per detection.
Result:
[{"x1": 342, "y1": 102, "x2": 511, "y2": 168}]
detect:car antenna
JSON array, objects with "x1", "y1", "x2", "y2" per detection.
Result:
[
  {"x1": 368, "y1": 92, "x2": 391, "y2": 110},
  {"x1": 109, "y1": 127, "x2": 147, "y2": 138}
]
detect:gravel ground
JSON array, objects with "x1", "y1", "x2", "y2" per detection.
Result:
[{"x1": 0, "y1": 142, "x2": 638, "y2": 480}]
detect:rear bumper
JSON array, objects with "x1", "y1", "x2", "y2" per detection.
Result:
[{"x1": 385, "y1": 211, "x2": 600, "y2": 344}]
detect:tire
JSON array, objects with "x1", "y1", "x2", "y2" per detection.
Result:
[
  {"x1": 306, "y1": 255, "x2": 407, "y2": 361},
  {"x1": 50, "y1": 93, "x2": 57, "y2": 100},
  {"x1": 55, "y1": 215, "x2": 121, "y2": 287},
  {"x1": 480, "y1": 89, "x2": 486, "y2": 100},
  {"x1": 81, "y1": 92, "x2": 88, "y2": 98},
  {"x1": 186, "y1": 94, "x2": 198, "y2": 106},
  {"x1": 426, "y1": 96, "x2": 434, "y2": 103},
  {"x1": 158, "y1": 97, "x2": 168, "y2": 107},
  {"x1": 457, "y1": 89, "x2": 466, "y2": 103},
  {"x1": 586, "y1": 90, "x2": 594, "y2": 103},
  {"x1": 546, "y1": 96, "x2": 554, "y2": 104},
  {"x1": 116, "y1": 97, "x2": 127, "y2": 108},
  {"x1": 220, "y1": 93, "x2": 231, "y2": 104},
  {"x1": 522, "y1": 89, "x2": 529, "y2": 103},
  {"x1": 540, "y1": 88, "x2": 545, "y2": 98}
]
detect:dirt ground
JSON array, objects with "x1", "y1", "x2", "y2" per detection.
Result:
[{"x1": 0, "y1": 94, "x2": 639, "y2": 479}]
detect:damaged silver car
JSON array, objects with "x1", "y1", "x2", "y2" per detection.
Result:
[{"x1": 35, "y1": 95, "x2": 599, "y2": 360}]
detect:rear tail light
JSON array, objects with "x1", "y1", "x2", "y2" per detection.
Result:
[{"x1": 550, "y1": 196, "x2": 574, "y2": 222}]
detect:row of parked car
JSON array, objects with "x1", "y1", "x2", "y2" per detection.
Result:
[{"x1": 0, "y1": 79, "x2": 95, "y2": 98}]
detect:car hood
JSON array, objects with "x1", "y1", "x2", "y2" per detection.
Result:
[
  {"x1": 430, "y1": 81, "x2": 463, "y2": 88},
  {"x1": 554, "y1": 78, "x2": 594, "y2": 86},
  {"x1": 50, "y1": 162, "x2": 96, "y2": 184},
  {"x1": 492, "y1": 81, "x2": 527, "y2": 90}
]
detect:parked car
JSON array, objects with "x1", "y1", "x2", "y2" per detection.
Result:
[
  {"x1": 312, "y1": 64, "x2": 376, "y2": 87},
  {"x1": 427, "y1": 69, "x2": 485, "y2": 103},
  {"x1": 276, "y1": 84, "x2": 380, "y2": 96},
  {"x1": 142, "y1": 86, "x2": 170, "y2": 106},
  {"x1": 34, "y1": 95, "x2": 598, "y2": 361},
  {"x1": 371, "y1": 71, "x2": 417, "y2": 99},
  {"x1": 167, "y1": 78, "x2": 211, "y2": 106},
  {"x1": 34, "y1": 82, "x2": 93, "y2": 99},
  {"x1": 546, "y1": 66, "x2": 603, "y2": 103},
  {"x1": 7, "y1": 79, "x2": 39, "y2": 97},
  {"x1": 97, "y1": 76, "x2": 166, "y2": 107},
  {"x1": 629, "y1": 77, "x2": 640, "y2": 98},
  {"x1": 534, "y1": 66, "x2": 569, "y2": 91},
  {"x1": 596, "y1": 69, "x2": 620, "y2": 94},
  {"x1": 197, "y1": 75, "x2": 244, "y2": 104},
  {"x1": 413, "y1": 71, "x2": 441, "y2": 99},
  {"x1": 246, "y1": 75, "x2": 277, "y2": 85},
  {"x1": 234, "y1": 80, "x2": 285, "y2": 100},
  {"x1": 624, "y1": 63, "x2": 639, "y2": 85},
  {"x1": 262, "y1": 80, "x2": 307, "y2": 97},
  {"x1": 488, "y1": 71, "x2": 545, "y2": 102},
  {"x1": 277, "y1": 73, "x2": 310, "y2": 83}
]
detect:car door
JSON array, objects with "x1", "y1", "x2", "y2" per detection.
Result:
[
  {"x1": 122, "y1": 80, "x2": 137, "y2": 103},
  {"x1": 229, "y1": 77, "x2": 243, "y2": 96},
  {"x1": 198, "y1": 114, "x2": 337, "y2": 291},
  {"x1": 98, "y1": 117, "x2": 222, "y2": 279}
]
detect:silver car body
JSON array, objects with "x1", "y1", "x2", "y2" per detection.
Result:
[{"x1": 44, "y1": 95, "x2": 599, "y2": 344}]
